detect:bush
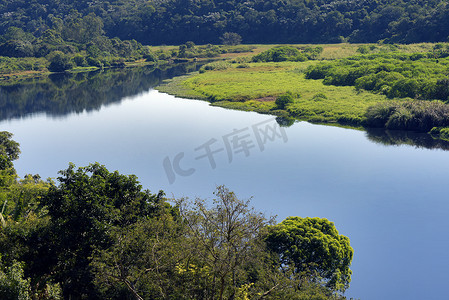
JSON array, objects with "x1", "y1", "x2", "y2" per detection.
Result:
[
  {"x1": 200, "y1": 61, "x2": 231, "y2": 72},
  {"x1": 275, "y1": 92, "x2": 295, "y2": 109},
  {"x1": 312, "y1": 93, "x2": 328, "y2": 101},
  {"x1": 72, "y1": 54, "x2": 87, "y2": 67},
  {"x1": 305, "y1": 52, "x2": 449, "y2": 101},
  {"x1": 47, "y1": 51, "x2": 74, "y2": 72},
  {"x1": 252, "y1": 46, "x2": 301, "y2": 62},
  {"x1": 0, "y1": 40, "x2": 34, "y2": 58},
  {"x1": 365, "y1": 100, "x2": 449, "y2": 131}
]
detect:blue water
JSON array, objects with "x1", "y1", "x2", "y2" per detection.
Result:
[{"x1": 1, "y1": 79, "x2": 449, "y2": 299}]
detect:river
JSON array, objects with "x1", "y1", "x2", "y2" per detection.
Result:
[{"x1": 1, "y1": 65, "x2": 449, "y2": 299}]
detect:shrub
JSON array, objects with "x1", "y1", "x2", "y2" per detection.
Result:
[
  {"x1": 275, "y1": 92, "x2": 294, "y2": 109},
  {"x1": 47, "y1": 51, "x2": 74, "y2": 72},
  {"x1": 253, "y1": 46, "x2": 300, "y2": 62},
  {"x1": 72, "y1": 54, "x2": 87, "y2": 67},
  {"x1": 365, "y1": 100, "x2": 449, "y2": 131},
  {"x1": 312, "y1": 93, "x2": 328, "y2": 101}
]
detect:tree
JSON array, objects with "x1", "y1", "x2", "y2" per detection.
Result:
[
  {"x1": 0, "y1": 132, "x2": 20, "y2": 170},
  {"x1": 91, "y1": 212, "x2": 186, "y2": 300},
  {"x1": 0, "y1": 40, "x2": 34, "y2": 57},
  {"x1": 179, "y1": 185, "x2": 275, "y2": 300},
  {"x1": 266, "y1": 217, "x2": 353, "y2": 293},
  {"x1": 47, "y1": 51, "x2": 74, "y2": 72},
  {"x1": 41, "y1": 163, "x2": 165, "y2": 299},
  {"x1": 220, "y1": 32, "x2": 242, "y2": 45},
  {"x1": 0, "y1": 132, "x2": 20, "y2": 190}
]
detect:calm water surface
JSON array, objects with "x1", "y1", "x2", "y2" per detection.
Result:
[{"x1": 1, "y1": 67, "x2": 449, "y2": 300}]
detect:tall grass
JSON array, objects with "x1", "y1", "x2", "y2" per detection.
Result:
[{"x1": 365, "y1": 100, "x2": 449, "y2": 131}]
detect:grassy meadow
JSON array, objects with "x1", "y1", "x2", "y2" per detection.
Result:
[
  {"x1": 157, "y1": 43, "x2": 449, "y2": 132},
  {"x1": 157, "y1": 55, "x2": 388, "y2": 126}
]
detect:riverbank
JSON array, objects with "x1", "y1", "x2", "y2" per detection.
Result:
[
  {"x1": 156, "y1": 60, "x2": 388, "y2": 127},
  {"x1": 156, "y1": 43, "x2": 449, "y2": 138}
]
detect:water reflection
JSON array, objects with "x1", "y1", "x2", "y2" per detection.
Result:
[
  {"x1": 2, "y1": 65, "x2": 449, "y2": 151},
  {"x1": 366, "y1": 128, "x2": 449, "y2": 151},
  {"x1": 0, "y1": 63, "x2": 200, "y2": 120}
]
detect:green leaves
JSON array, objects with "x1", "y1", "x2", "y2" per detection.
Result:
[
  {"x1": 266, "y1": 217, "x2": 354, "y2": 293},
  {"x1": 40, "y1": 163, "x2": 165, "y2": 299}
]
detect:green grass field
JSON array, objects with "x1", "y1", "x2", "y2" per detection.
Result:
[
  {"x1": 156, "y1": 43, "x2": 449, "y2": 127},
  {"x1": 158, "y1": 60, "x2": 388, "y2": 125}
]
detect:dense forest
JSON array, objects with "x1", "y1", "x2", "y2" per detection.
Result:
[{"x1": 0, "y1": 0, "x2": 449, "y2": 46}]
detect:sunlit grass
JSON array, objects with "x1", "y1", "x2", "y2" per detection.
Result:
[
  {"x1": 180, "y1": 61, "x2": 387, "y2": 123},
  {"x1": 158, "y1": 43, "x2": 448, "y2": 125}
]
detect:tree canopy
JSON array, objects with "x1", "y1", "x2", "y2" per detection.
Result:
[
  {"x1": 266, "y1": 217, "x2": 353, "y2": 293},
  {"x1": 0, "y1": 0, "x2": 449, "y2": 45}
]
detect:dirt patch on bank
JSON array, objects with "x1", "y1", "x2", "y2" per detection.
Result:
[{"x1": 255, "y1": 96, "x2": 275, "y2": 102}]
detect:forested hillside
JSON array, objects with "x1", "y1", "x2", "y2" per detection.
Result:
[{"x1": 0, "y1": 0, "x2": 448, "y2": 45}]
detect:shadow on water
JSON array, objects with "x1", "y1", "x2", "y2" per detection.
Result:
[
  {"x1": 365, "y1": 128, "x2": 449, "y2": 151},
  {"x1": 0, "y1": 63, "x2": 201, "y2": 120}
]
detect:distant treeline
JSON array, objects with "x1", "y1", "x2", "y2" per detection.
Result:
[{"x1": 0, "y1": 0, "x2": 449, "y2": 45}]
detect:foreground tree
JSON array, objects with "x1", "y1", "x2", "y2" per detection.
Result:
[
  {"x1": 179, "y1": 186, "x2": 276, "y2": 299},
  {"x1": 41, "y1": 163, "x2": 165, "y2": 299},
  {"x1": 266, "y1": 217, "x2": 353, "y2": 293},
  {"x1": 0, "y1": 131, "x2": 21, "y2": 224},
  {"x1": 92, "y1": 185, "x2": 280, "y2": 300},
  {"x1": 0, "y1": 131, "x2": 20, "y2": 173}
]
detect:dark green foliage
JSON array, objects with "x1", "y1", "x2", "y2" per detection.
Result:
[
  {"x1": 276, "y1": 92, "x2": 295, "y2": 109},
  {"x1": 0, "y1": 40, "x2": 34, "y2": 58},
  {"x1": 0, "y1": 258, "x2": 31, "y2": 300},
  {"x1": 220, "y1": 32, "x2": 242, "y2": 45},
  {"x1": 365, "y1": 100, "x2": 449, "y2": 132},
  {"x1": 0, "y1": 155, "x2": 353, "y2": 300},
  {"x1": 0, "y1": 129, "x2": 354, "y2": 299},
  {"x1": 253, "y1": 46, "x2": 301, "y2": 62},
  {"x1": 305, "y1": 51, "x2": 449, "y2": 101},
  {"x1": 0, "y1": 131, "x2": 20, "y2": 188},
  {"x1": 0, "y1": 132, "x2": 20, "y2": 165},
  {"x1": 1, "y1": 0, "x2": 449, "y2": 44},
  {"x1": 47, "y1": 51, "x2": 74, "y2": 72},
  {"x1": 72, "y1": 54, "x2": 87, "y2": 67},
  {"x1": 312, "y1": 93, "x2": 328, "y2": 101},
  {"x1": 253, "y1": 46, "x2": 322, "y2": 63},
  {"x1": 266, "y1": 217, "x2": 353, "y2": 293},
  {"x1": 41, "y1": 163, "x2": 165, "y2": 299}
]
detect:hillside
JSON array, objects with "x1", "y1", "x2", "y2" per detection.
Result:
[{"x1": 0, "y1": 0, "x2": 448, "y2": 45}]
